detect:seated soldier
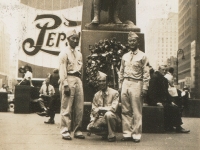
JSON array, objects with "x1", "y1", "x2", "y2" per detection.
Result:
[
  {"x1": 36, "y1": 78, "x2": 56, "y2": 124},
  {"x1": 87, "y1": 71, "x2": 121, "y2": 142},
  {"x1": 147, "y1": 65, "x2": 190, "y2": 133}
]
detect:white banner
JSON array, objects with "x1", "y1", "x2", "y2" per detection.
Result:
[{"x1": 18, "y1": 5, "x2": 82, "y2": 69}]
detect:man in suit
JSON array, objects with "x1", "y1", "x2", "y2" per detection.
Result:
[
  {"x1": 147, "y1": 65, "x2": 190, "y2": 133},
  {"x1": 87, "y1": 71, "x2": 120, "y2": 142},
  {"x1": 36, "y1": 78, "x2": 56, "y2": 124}
]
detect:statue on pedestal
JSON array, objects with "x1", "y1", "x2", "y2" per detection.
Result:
[
  {"x1": 91, "y1": 0, "x2": 127, "y2": 24},
  {"x1": 86, "y1": 0, "x2": 139, "y2": 32}
]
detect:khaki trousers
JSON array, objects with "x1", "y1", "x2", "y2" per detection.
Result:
[
  {"x1": 60, "y1": 76, "x2": 84, "y2": 136},
  {"x1": 121, "y1": 78, "x2": 143, "y2": 139},
  {"x1": 87, "y1": 111, "x2": 119, "y2": 138}
]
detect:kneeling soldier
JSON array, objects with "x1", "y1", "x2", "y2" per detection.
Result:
[{"x1": 87, "y1": 71, "x2": 121, "y2": 142}]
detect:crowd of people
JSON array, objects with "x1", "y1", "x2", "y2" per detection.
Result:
[{"x1": 22, "y1": 29, "x2": 190, "y2": 143}]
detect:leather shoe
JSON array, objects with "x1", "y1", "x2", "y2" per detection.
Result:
[
  {"x1": 74, "y1": 135, "x2": 85, "y2": 139},
  {"x1": 62, "y1": 132, "x2": 72, "y2": 140},
  {"x1": 37, "y1": 111, "x2": 49, "y2": 117},
  {"x1": 62, "y1": 136, "x2": 72, "y2": 140},
  {"x1": 108, "y1": 136, "x2": 116, "y2": 142},
  {"x1": 121, "y1": 137, "x2": 132, "y2": 141},
  {"x1": 176, "y1": 127, "x2": 190, "y2": 133},
  {"x1": 133, "y1": 139, "x2": 140, "y2": 143},
  {"x1": 44, "y1": 119, "x2": 54, "y2": 124},
  {"x1": 101, "y1": 135, "x2": 108, "y2": 140}
]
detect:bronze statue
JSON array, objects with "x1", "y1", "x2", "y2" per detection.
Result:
[{"x1": 91, "y1": 0, "x2": 127, "y2": 24}]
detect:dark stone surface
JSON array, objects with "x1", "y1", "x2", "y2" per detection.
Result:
[
  {"x1": 14, "y1": 85, "x2": 39, "y2": 114},
  {"x1": 85, "y1": 23, "x2": 140, "y2": 32},
  {"x1": 182, "y1": 99, "x2": 200, "y2": 117},
  {"x1": 142, "y1": 105, "x2": 165, "y2": 133},
  {"x1": 0, "y1": 92, "x2": 8, "y2": 112}
]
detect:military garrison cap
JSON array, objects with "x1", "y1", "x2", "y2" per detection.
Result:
[
  {"x1": 128, "y1": 31, "x2": 138, "y2": 39},
  {"x1": 97, "y1": 71, "x2": 107, "y2": 80}
]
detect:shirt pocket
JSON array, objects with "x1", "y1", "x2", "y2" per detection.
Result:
[
  {"x1": 67, "y1": 58, "x2": 74, "y2": 67},
  {"x1": 77, "y1": 60, "x2": 82, "y2": 66},
  {"x1": 98, "y1": 98, "x2": 103, "y2": 107},
  {"x1": 131, "y1": 60, "x2": 142, "y2": 71}
]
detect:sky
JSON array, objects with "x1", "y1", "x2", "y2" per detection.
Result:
[{"x1": 136, "y1": 0, "x2": 178, "y2": 32}]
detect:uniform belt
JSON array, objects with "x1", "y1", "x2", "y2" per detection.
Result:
[
  {"x1": 67, "y1": 72, "x2": 81, "y2": 78},
  {"x1": 124, "y1": 77, "x2": 142, "y2": 82}
]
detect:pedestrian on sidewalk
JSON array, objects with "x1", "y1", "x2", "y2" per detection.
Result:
[{"x1": 36, "y1": 78, "x2": 56, "y2": 124}]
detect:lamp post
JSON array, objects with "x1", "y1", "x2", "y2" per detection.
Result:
[{"x1": 176, "y1": 49, "x2": 185, "y2": 85}]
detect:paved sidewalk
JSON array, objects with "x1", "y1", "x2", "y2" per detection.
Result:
[{"x1": 0, "y1": 112, "x2": 199, "y2": 150}]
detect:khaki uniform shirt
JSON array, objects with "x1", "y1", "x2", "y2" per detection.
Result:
[
  {"x1": 119, "y1": 49, "x2": 149, "y2": 90},
  {"x1": 91, "y1": 87, "x2": 119, "y2": 121},
  {"x1": 58, "y1": 46, "x2": 83, "y2": 86}
]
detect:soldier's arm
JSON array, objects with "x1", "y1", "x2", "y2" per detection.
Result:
[
  {"x1": 118, "y1": 56, "x2": 125, "y2": 90},
  {"x1": 91, "y1": 94, "x2": 100, "y2": 121},
  {"x1": 142, "y1": 55, "x2": 150, "y2": 90},
  {"x1": 59, "y1": 52, "x2": 68, "y2": 86}
]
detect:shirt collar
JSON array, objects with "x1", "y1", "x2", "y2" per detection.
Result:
[
  {"x1": 129, "y1": 48, "x2": 139, "y2": 55},
  {"x1": 69, "y1": 46, "x2": 75, "y2": 52},
  {"x1": 100, "y1": 88, "x2": 109, "y2": 96}
]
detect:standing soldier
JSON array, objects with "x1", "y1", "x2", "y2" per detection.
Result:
[
  {"x1": 59, "y1": 29, "x2": 85, "y2": 140},
  {"x1": 119, "y1": 32, "x2": 149, "y2": 143}
]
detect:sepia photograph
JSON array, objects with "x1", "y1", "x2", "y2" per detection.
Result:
[{"x1": 0, "y1": 0, "x2": 199, "y2": 149}]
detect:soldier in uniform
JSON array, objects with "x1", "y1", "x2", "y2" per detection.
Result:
[
  {"x1": 58, "y1": 29, "x2": 85, "y2": 140},
  {"x1": 87, "y1": 71, "x2": 120, "y2": 142},
  {"x1": 119, "y1": 32, "x2": 149, "y2": 143}
]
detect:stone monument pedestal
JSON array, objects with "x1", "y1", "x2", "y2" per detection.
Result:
[{"x1": 81, "y1": 0, "x2": 145, "y2": 102}]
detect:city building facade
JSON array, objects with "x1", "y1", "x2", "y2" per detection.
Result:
[
  {"x1": 178, "y1": 0, "x2": 200, "y2": 98},
  {"x1": 145, "y1": 12, "x2": 178, "y2": 69}
]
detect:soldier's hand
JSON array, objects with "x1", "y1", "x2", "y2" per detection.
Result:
[{"x1": 64, "y1": 86, "x2": 71, "y2": 96}]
